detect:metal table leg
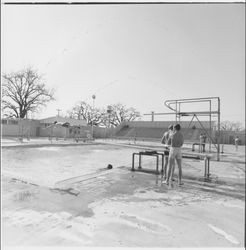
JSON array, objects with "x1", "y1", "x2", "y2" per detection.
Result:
[
  {"x1": 161, "y1": 154, "x2": 164, "y2": 173},
  {"x1": 207, "y1": 157, "x2": 210, "y2": 178},
  {"x1": 156, "y1": 155, "x2": 159, "y2": 174},
  {"x1": 138, "y1": 154, "x2": 142, "y2": 169},
  {"x1": 131, "y1": 153, "x2": 135, "y2": 171},
  {"x1": 204, "y1": 157, "x2": 210, "y2": 179}
]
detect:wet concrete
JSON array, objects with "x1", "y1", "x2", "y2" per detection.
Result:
[{"x1": 1, "y1": 140, "x2": 245, "y2": 247}]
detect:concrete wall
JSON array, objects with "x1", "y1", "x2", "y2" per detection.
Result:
[
  {"x1": 220, "y1": 131, "x2": 245, "y2": 145},
  {"x1": 1, "y1": 119, "x2": 40, "y2": 137},
  {"x1": 39, "y1": 124, "x2": 67, "y2": 138},
  {"x1": 2, "y1": 124, "x2": 19, "y2": 137},
  {"x1": 93, "y1": 126, "x2": 115, "y2": 138},
  {"x1": 113, "y1": 121, "x2": 246, "y2": 145},
  {"x1": 1, "y1": 118, "x2": 89, "y2": 139}
]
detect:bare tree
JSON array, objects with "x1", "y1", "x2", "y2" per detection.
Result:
[
  {"x1": 67, "y1": 101, "x2": 103, "y2": 126},
  {"x1": 107, "y1": 103, "x2": 141, "y2": 127},
  {"x1": 2, "y1": 68, "x2": 55, "y2": 118},
  {"x1": 220, "y1": 120, "x2": 244, "y2": 132},
  {"x1": 67, "y1": 102, "x2": 141, "y2": 127}
]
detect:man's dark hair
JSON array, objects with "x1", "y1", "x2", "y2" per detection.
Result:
[
  {"x1": 174, "y1": 124, "x2": 181, "y2": 131},
  {"x1": 168, "y1": 125, "x2": 174, "y2": 130}
]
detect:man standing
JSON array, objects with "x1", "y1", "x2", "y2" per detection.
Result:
[
  {"x1": 235, "y1": 136, "x2": 239, "y2": 151},
  {"x1": 161, "y1": 125, "x2": 175, "y2": 180},
  {"x1": 164, "y1": 124, "x2": 184, "y2": 186}
]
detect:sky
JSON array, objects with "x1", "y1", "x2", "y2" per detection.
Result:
[{"x1": 1, "y1": 3, "x2": 245, "y2": 126}]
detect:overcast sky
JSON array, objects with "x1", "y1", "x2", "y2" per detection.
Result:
[{"x1": 1, "y1": 3, "x2": 245, "y2": 125}]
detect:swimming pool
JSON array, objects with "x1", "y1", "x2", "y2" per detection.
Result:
[{"x1": 2, "y1": 144, "x2": 138, "y2": 187}]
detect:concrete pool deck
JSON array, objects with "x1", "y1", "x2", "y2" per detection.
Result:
[{"x1": 1, "y1": 138, "x2": 245, "y2": 248}]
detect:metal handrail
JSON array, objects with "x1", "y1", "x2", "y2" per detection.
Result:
[{"x1": 164, "y1": 97, "x2": 220, "y2": 113}]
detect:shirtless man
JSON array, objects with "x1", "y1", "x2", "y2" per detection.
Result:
[
  {"x1": 161, "y1": 125, "x2": 175, "y2": 180},
  {"x1": 164, "y1": 124, "x2": 184, "y2": 186}
]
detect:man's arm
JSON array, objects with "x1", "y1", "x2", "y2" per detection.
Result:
[
  {"x1": 167, "y1": 134, "x2": 172, "y2": 146},
  {"x1": 181, "y1": 133, "x2": 184, "y2": 147},
  {"x1": 161, "y1": 134, "x2": 165, "y2": 144},
  {"x1": 161, "y1": 132, "x2": 168, "y2": 144}
]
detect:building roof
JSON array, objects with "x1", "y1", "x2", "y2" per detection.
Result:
[{"x1": 39, "y1": 116, "x2": 87, "y2": 126}]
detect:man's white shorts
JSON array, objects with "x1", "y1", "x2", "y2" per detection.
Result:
[{"x1": 169, "y1": 147, "x2": 182, "y2": 160}]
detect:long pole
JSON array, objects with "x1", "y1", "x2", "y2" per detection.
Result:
[
  {"x1": 217, "y1": 98, "x2": 221, "y2": 161},
  {"x1": 175, "y1": 101, "x2": 177, "y2": 123},
  {"x1": 91, "y1": 95, "x2": 96, "y2": 139},
  {"x1": 178, "y1": 102, "x2": 181, "y2": 122},
  {"x1": 209, "y1": 100, "x2": 212, "y2": 152},
  {"x1": 107, "y1": 105, "x2": 112, "y2": 139}
]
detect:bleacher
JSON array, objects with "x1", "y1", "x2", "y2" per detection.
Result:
[
  {"x1": 115, "y1": 125, "x2": 133, "y2": 137},
  {"x1": 127, "y1": 127, "x2": 165, "y2": 139},
  {"x1": 182, "y1": 128, "x2": 201, "y2": 142},
  {"x1": 114, "y1": 125, "x2": 203, "y2": 142}
]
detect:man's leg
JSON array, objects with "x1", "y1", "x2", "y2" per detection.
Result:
[
  {"x1": 171, "y1": 162, "x2": 175, "y2": 181},
  {"x1": 169, "y1": 159, "x2": 175, "y2": 182},
  {"x1": 163, "y1": 156, "x2": 168, "y2": 179},
  {"x1": 165, "y1": 157, "x2": 174, "y2": 184},
  {"x1": 176, "y1": 158, "x2": 183, "y2": 185}
]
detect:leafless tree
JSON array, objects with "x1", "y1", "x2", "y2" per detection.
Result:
[
  {"x1": 107, "y1": 103, "x2": 141, "y2": 127},
  {"x1": 67, "y1": 101, "x2": 103, "y2": 126},
  {"x1": 67, "y1": 102, "x2": 141, "y2": 127},
  {"x1": 220, "y1": 120, "x2": 244, "y2": 132},
  {"x1": 2, "y1": 68, "x2": 55, "y2": 118}
]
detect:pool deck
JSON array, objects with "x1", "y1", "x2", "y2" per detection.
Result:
[{"x1": 1, "y1": 138, "x2": 245, "y2": 248}]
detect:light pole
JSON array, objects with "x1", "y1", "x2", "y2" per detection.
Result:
[
  {"x1": 91, "y1": 95, "x2": 96, "y2": 139},
  {"x1": 107, "y1": 105, "x2": 113, "y2": 139}
]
